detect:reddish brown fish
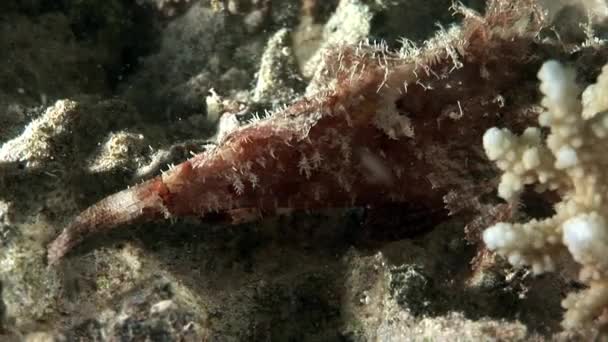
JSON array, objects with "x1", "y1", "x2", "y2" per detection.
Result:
[{"x1": 47, "y1": 1, "x2": 548, "y2": 264}]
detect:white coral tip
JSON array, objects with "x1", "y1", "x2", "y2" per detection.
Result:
[
  {"x1": 483, "y1": 222, "x2": 515, "y2": 251},
  {"x1": 522, "y1": 147, "x2": 540, "y2": 170},
  {"x1": 563, "y1": 213, "x2": 608, "y2": 265},
  {"x1": 522, "y1": 127, "x2": 541, "y2": 144},
  {"x1": 498, "y1": 172, "x2": 522, "y2": 200},
  {"x1": 483, "y1": 127, "x2": 512, "y2": 160},
  {"x1": 538, "y1": 60, "x2": 568, "y2": 101},
  {"x1": 555, "y1": 146, "x2": 578, "y2": 169}
]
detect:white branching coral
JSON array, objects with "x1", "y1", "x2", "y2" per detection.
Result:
[{"x1": 482, "y1": 60, "x2": 608, "y2": 330}]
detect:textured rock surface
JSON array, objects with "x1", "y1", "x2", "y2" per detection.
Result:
[{"x1": 0, "y1": 0, "x2": 604, "y2": 340}]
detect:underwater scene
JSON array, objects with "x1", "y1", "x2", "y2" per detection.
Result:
[{"x1": 2, "y1": 0, "x2": 608, "y2": 340}]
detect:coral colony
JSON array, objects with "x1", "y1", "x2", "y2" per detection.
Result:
[
  {"x1": 483, "y1": 61, "x2": 608, "y2": 330},
  {"x1": 38, "y1": 0, "x2": 607, "y2": 331}
]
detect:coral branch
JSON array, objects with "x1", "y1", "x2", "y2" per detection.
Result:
[{"x1": 482, "y1": 60, "x2": 608, "y2": 330}]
